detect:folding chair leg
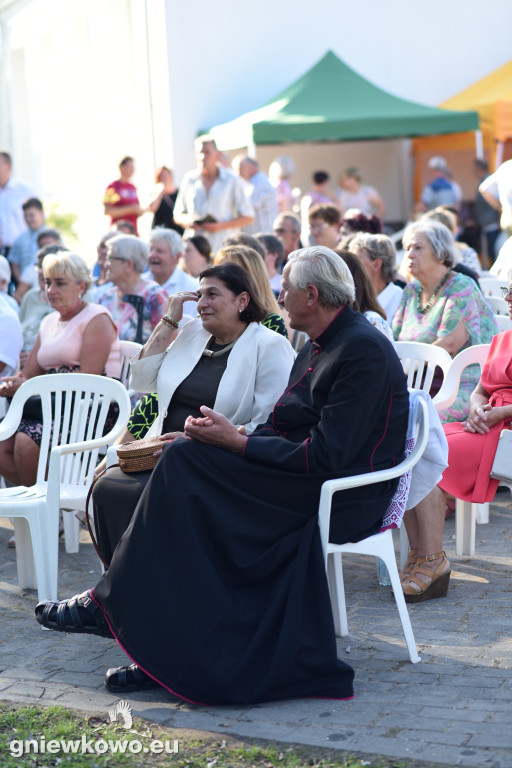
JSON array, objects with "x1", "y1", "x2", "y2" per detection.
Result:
[{"x1": 455, "y1": 499, "x2": 475, "y2": 558}]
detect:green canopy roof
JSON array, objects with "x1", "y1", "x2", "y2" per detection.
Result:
[{"x1": 206, "y1": 51, "x2": 479, "y2": 147}]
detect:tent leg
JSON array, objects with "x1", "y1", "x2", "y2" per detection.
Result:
[{"x1": 475, "y1": 130, "x2": 483, "y2": 159}]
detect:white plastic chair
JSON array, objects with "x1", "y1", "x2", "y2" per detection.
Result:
[
  {"x1": 0, "y1": 373, "x2": 130, "y2": 600},
  {"x1": 395, "y1": 341, "x2": 452, "y2": 394},
  {"x1": 118, "y1": 339, "x2": 143, "y2": 389},
  {"x1": 486, "y1": 296, "x2": 509, "y2": 315},
  {"x1": 479, "y1": 276, "x2": 508, "y2": 297},
  {"x1": 494, "y1": 314, "x2": 512, "y2": 332},
  {"x1": 318, "y1": 397, "x2": 429, "y2": 664},
  {"x1": 394, "y1": 341, "x2": 452, "y2": 566},
  {"x1": 432, "y1": 344, "x2": 493, "y2": 557}
]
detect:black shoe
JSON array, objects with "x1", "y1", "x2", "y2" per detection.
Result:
[
  {"x1": 34, "y1": 590, "x2": 114, "y2": 638},
  {"x1": 105, "y1": 663, "x2": 160, "y2": 693}
]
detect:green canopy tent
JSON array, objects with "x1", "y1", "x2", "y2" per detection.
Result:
[{"x1": 206, "y1": 50, "x2": 479, "y2": 148}]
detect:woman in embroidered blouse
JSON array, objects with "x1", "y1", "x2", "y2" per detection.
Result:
[
  {"x1": 392, "y1": 219, "x2": 497, "y2": 423},
  {"x1": 0, "y1": 251, "x2": 121, "y2": 487}
]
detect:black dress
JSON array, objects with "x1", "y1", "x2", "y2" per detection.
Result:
[
  {"x1": 151, "y1": 191, "x2": 184, "y2": 234},
  {"x1": 92, "y1": 307, "x2": 409, "y2": 705}
]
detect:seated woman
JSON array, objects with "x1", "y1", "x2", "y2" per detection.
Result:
[
  {"x1": 400, "y1": 291, "x2": 512, "y2": 603},
  {"x1": 392, "y1": 219, "x2": 497, "y2": 423},
  {"x1": 349, "y1": 232, "x2": 403, "y2": 324},
  {"x1": 179, "y1": 235, "x2": 211, "y2": 277},
  {"x1": 214, "y1": 244, "x2": 288, "y2": 337},
  {"x1": 336, "y1": 249, "x2": 394, "y2": 344},
  {"x1": 95, "y1": 245, "x2": 292, "y2": 459},
  {"x1": 91, "y1": 262, "x2": 295, "y2": 564},
  {"x1": 96, "y1": 234, "x2": 168, "y2": 343},
  {"x1": 0, "y1": 251, "x2": 121, "y2": 487},
  {"x1": 35, "y1": 247, "x2": 409, "y2": 706}
]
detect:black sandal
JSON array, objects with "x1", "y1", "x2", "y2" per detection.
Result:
[
  {"x1": 105, "y1": 663, "x2": 160, "y2": 693},
  {"x1": 34, "y1": 590, "x2": 113, "y2": 638}
]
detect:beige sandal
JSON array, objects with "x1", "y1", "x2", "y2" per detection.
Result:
[
  {"x1": 402, "y1": 551, "x2": 451, "y2": 603},
  {"x1": 399, "y1": 548, "x2": 418, "y2": 582}
]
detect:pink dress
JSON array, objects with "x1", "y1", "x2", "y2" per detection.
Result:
[
  {"x1": 37, "y1": 303, "x2": 121, "y2": 378},
  {"x1": 439, "y1": 330, "x2": 512, "y2": 502}
]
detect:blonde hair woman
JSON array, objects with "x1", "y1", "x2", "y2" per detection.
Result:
[{"x1": 214, "y1": 245, "x2": 288, "y2": 337}]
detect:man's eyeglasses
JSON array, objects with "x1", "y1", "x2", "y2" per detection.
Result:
[
  {"x1": 106, "y1": 256, "x2": 127, "y2": 262},
  {"x1": 500, "y1": 286, "x2": 512, "y2": 299}
]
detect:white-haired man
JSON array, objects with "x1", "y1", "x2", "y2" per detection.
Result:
[
  {"x1": 36, "y1": 245, "x2": 409, "y2": 706},
  {"x1": 148, "y1": 228, "x2": 198, "y2": 318},
  {"x1": 174, "y1": 137, "x2": 254, "y2": 256}
]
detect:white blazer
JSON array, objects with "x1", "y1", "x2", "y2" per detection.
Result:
[{"x1": 129, "y1": 319, "x2": 296, "y2": 437}]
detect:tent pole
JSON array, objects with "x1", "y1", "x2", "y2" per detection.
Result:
[
  {"x1": 475, "y1": 130, "x2": 483, "y2": 159},
  {"x1": 494, "y1": 141, "x2": 504, "y2": 170}
]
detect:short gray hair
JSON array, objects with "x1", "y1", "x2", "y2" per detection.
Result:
[
  {"x1": 149, "y1": 227, "x2": 183, "y2": 257},
  {"x1": 350, "y1": 232, "x2": 398, "y2": 284},
  {"x1": 108, "y1": 234, "x2": 149, "y2": 273},
  {"x1": 274, "y1": 212, "x2": 301, "y2": 234},
  {"x1": 403, "y1": 219, "x2": 458, "y2": 268},
  {"x1": 286, "y1": 246, "x2": 355, "y2": 309}
]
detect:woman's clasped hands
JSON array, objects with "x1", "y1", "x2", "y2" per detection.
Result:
[
  {"x1": 184, "y1": 406, "x2": 248, "y2": 454},
  {"x1": 463, "y1": 403, "x2": 503, "y2": 434}
]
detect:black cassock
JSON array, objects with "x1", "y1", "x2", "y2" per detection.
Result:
[{"x1": 93, "y1": 307, "x2": 409, "y2": 705}]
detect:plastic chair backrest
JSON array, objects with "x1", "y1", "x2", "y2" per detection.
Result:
[
  {"x1": 0, "y1": 373, "x2": 131, "y2": 487},
  {"x1": 494, "y1": 315, "x2": 512, "y2": 332},
  {"x1": 118, "y1": 340, "x2": 143, "y2": 388},
  {"x1": 433, "y1": 344, "x2": 490, "y2": 412},
  {"x1": 479, "y1": 276, "x2": 508, "y2": 297},
  {"x1": 394, "y1": 341, "x2": 452, "y2": 393},
  {"x1": 487, "y1": 296, "x2": 509, "y2": 316}
]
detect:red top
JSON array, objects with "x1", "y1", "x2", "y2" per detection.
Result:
[
  {"x1": 440, "y1": 330, "x2": 512, "y2": 503},
  {"x1": 103, "y1": 179, "x2": 140, "y2": 234}
]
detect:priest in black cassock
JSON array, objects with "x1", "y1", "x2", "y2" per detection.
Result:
[{"x1": 36, "y1": 246, "x2": 409, "y2": 706}]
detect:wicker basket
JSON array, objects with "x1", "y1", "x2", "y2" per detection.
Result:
[{"x1": 116, "y1": 436, "x2": 163, "y2": 473}]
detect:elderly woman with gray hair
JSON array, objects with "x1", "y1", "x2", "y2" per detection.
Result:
[
  {"x1": 97, "y1": 234, "x2": 168, "y2": 343},
  {"x1": 350, "y1": 232, "x2": 403, "y2": 323},
  {"x1": 392, "y1": 219, "x2": 497, "y2": 423}
]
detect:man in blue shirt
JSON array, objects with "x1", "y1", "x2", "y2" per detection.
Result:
[{"x1": 8, "y1": 198, "x2": 46, "y2": 286}]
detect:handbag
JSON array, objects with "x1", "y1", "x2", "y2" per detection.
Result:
[
  {"x1": 490, "y1": 428, "x2": 512, "y2": 483},
  {"x1": 116, "y1": 436, "x2": 163, "y2": 473}
]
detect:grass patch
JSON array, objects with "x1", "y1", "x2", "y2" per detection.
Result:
[{"x1": 0, "y1": 703, "x2": 453, "y2": 767}]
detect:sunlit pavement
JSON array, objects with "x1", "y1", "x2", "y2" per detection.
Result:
[{"x1": 1, "y1": 495, "x2": 512, "y2": 768}]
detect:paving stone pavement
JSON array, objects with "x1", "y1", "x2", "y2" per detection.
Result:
[{"x1": 1, "y1": 496, "x2": 512, "y2": 768}]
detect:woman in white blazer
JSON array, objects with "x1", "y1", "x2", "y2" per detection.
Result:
[{"x1": 92, "y1": 263, "x2": 295, "y2": 564}]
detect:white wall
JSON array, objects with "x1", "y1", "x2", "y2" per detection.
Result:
[{"x1": 1, "y1": 0, "x2": 171, "y2": 260}]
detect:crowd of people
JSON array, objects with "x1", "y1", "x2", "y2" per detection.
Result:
[{"x1": 0, "y1": 142, "x2": 511, "y2": 706}]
